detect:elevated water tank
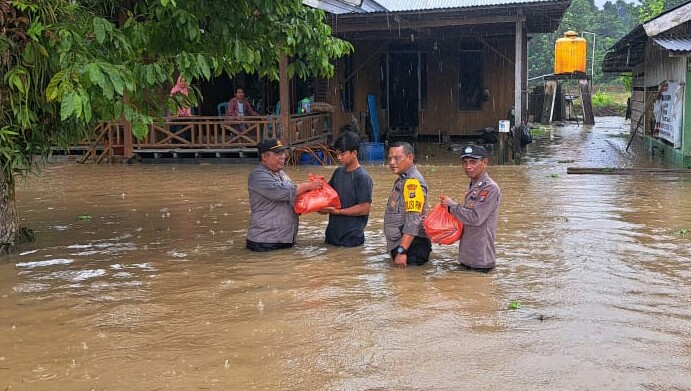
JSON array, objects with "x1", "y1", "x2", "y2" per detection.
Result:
[{"x1": 554, "y1": 31, "x2": 587, "y2": 75}]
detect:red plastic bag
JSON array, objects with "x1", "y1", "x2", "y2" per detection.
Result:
[
  {"x1": 423, "y1": 204, "x2": 464, "y2": 245},
  {"x1": 294, "y1": 174, "x2": 341, "y2": 215}
]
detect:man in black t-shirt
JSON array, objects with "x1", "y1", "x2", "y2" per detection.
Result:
[{"x1": 320, "y1": 131, "x2": 373, "y2": 247}]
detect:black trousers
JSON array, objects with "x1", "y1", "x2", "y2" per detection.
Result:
[
  {"x1": 459, "y1": 263, "x2": 494, "y2": 273},
  {"x1": 390, "y1": 236, "x2": 432, "y2": 266},
  {"x1": 246, "y1": 239, "x2": 293, "y2": 252}
]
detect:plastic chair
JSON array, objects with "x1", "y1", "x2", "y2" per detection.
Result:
[
  {"x1": 267, "y1": 102, "x2": 281, "y2": 138},
  {"x1": 217, "y1": 102, "x2": 228, "y2": 117}
]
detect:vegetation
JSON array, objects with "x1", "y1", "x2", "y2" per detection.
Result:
[
  {"x1": 0, "y1": 0, "x2": 352, "y2": 253},
  {"x1": 592, "y1": 90, "x2": 627, "y2": 116},
  {"x1": 528, "y1": 0, "x2": 686, "y2": 116},
  {"x1": 528, "y1": 0, "x2": 687, "y2": 86}
]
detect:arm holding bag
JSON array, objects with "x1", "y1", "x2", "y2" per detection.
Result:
[
  {"x1": 423, "y1": 203, "x2": 464, "y2": 245},
  {"x1": 294, "y1": 174, "x2": 341, "y2": 215}
]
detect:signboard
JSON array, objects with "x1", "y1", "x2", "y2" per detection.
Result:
[{"x1": 652, "y1": 81, "x2": 683, "y2": 148}]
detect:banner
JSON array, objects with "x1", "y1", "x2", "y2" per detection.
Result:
[{"x1": 653, "y1": 81, "x2": 683, "y2": 148}]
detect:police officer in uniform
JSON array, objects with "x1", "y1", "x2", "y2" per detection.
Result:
[
  {"x1": 440, "y1": 144, "x2": 500, "y2": 272},
  {"x1": 246, "y1": 138, "x2": 322, "y2": 252},
  {"x1": 384, "y1": 141, "x2": 432, "y2": 267}
]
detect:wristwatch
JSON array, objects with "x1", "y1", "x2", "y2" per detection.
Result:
[{"x1": 395, "y1": 245, "x2": 408, "y2": 255}]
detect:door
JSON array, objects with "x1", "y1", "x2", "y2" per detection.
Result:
[{"x1": 388, "y1": 52, "x2": 419, "y2": 129}]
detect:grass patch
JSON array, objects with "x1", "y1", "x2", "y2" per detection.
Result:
[
  {"x1": 530, "y1": 126, "x2": 552, "y2": 136},
  {"x1": 572, "y1": 90, "x2": 628, "y2": 117}
]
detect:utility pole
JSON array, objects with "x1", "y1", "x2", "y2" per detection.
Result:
[{"x1": 582, "y1": 31, "x2": 596, "y2": 81}]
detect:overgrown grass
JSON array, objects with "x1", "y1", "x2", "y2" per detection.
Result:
[
  {"x1": 592, "y1": 90, "x2": 618, "y2": 107},
  {"x1": 573, "y1": 90, "x2": 627, "y2": 116}
]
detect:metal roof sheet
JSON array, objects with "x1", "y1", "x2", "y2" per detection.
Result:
[
  {"x1": 653, "y1": 37, "x2": 691, "y2": 54},
  {"x1": 375, "y1": 0, "x2": 552, "y2": 11}
]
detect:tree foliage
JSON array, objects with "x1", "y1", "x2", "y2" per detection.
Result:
[{"x1": 0, "y1": 0, "x2": 352, "y2": 251}]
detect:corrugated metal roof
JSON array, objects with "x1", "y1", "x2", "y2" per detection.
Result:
[
  {"x1": 375, "y1": 0, "x2": 552, "y2": 11},
  {"x1": 653, "y1": 37, "x2": 691, "y2": 54}
]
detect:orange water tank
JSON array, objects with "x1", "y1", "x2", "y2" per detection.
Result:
[{"x1": 554, "y1": 31, "x2": 587, "y2": 75}]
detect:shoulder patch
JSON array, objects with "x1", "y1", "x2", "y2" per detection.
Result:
[
  {"x1": 404, "y1": 178, "x2": 424, "y2": 213},
  {"x1": 477, "y1": 189, "x2": 490, "y2": 204}
]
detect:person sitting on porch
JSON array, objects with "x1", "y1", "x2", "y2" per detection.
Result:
[{"x1": 226, "y1": 87, "x2": 259, "y2": 118}]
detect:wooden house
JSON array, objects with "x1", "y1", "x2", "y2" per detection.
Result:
[
  {"x1": 322, "y1": 0, "x2": 571, "y2": 143},
  {"x1": 602, "y1": 1, "x2": 691, "y2": 168},
  {"x1": 79, "y1": 0, "x2": 572, "y2": 162}
]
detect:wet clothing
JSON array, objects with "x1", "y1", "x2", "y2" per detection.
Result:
[
  {"x1": 325, "y1": 166, "x2": 373, "y2": 247},
  {"x1": 389, "y1": 236, "x2": 432, "y2": 266},
  {"x1": 246, "y1": 164, "x2": 298, "y2": 251},
  {"x1": 245, "y1": 240, "x2": 293, "y2": 252},
  {"x1": 384, "y1": 165, "x2": 431, "y2": 265},
  {"x1": 447, "y1": 172, "x2": 500, "y2": 269}
]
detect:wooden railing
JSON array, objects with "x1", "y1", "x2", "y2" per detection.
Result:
[{"x1": 77, "y1": 112, "x2": 332, "y2": 163}]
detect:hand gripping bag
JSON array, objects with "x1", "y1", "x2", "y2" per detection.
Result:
[
  {"x1": 294, "y1": 174, "x2": 341, "y2": 215},
  {"x1": 423, "y1": 203, "x2": 464, "y2": 245}
]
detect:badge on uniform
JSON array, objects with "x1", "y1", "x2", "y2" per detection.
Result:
[{"x1": 478, "y1": 190, "x2": 489, "y2": 204}]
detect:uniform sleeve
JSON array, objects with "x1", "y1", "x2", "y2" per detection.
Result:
[
  {"x1": 248, "y1": 170, "x2": 296, "y2": 202},
  {"x1": 402, "y1": 179, "x2": 426, "y2": 236},
  {"x1": 449, "y1": 184, "x2": 499, "y2": 226}
]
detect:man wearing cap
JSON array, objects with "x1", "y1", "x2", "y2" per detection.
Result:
[
  {"x1": 246, "y1": 138, "x2": 322, "y2": 252},
  {"x1": 440, "y1": 144, "x2": 500, "y2": 272},
  {"x1": 384, "y1": 141, "x2": 432, "y2": 267}
]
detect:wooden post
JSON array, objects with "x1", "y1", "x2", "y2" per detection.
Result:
[
  {"x1": 514, "y1": 14, "x2": 525, "y2": 160},
  {"x1": 497, "y1": 133, "x2": 509, "y2": 165},
  {"x1": 579, "y1": 79, "x2": 595, "y2": 125},
  {"x1": 542, "y1": 80, "x2": 557, "y2": 125},
  {"x1": 123, "y1": 120, "x2": 133, "y2": 159},
  {"x1": 279, "y1": 54, "x2": 291, "y2": 145}
]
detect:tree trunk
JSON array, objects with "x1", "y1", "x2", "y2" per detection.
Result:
[{"x1": 0, "y1": 171, "x2": 18, "y2": 255}]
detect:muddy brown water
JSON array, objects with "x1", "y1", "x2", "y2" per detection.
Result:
[{"x1": 1, "y1": 117, "x2": 690, "y2": 390}]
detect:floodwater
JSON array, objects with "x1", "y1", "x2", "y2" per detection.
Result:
[{"x1": 1, "y1": 117, "x2": 690, "y2": 390}]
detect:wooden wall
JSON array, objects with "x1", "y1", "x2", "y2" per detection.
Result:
[
  {"x1": 422, "y1": 37, "x2": 515, "y2": 137},
  {"x1": 329, "y1": 36, "x2": 518, "y2": 138}
]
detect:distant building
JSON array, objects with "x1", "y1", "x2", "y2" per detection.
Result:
[
  {"x1": 603, "y1": 1, "x2": 691, "y2": 168},
  {"x1": 312, "y1": 0, "x2": 571, "y2": 144}
]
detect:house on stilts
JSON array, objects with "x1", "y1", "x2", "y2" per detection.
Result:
[{"x1": 78, "y1": 0, "x2": 571, "y2": 163}]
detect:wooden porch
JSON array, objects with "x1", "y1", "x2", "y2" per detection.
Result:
[{"x1": 76, "y1": 113, "x2": 332, "y2": 163}]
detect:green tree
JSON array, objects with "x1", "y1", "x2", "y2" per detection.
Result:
[
  {"x1": 637, "y1": 0, "x2": 665, "y2": 22},
  {"x1": 0, "y1": 0, "x2": 352, "y2": 254},
  {"x1": 528, "y1": 0, "x2": 639, "y2": 85}
]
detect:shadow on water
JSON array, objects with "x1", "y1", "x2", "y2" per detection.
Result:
[{"x1": 1, "y1": 117, "x2": 690, "y2": 390}]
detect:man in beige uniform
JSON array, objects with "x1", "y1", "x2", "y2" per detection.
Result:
[
  {"x1": 246, "y1": 138, "x2": 321, "y2": 252},
  {"x1": 440, "y1": 145, "x2": 500, "y2": 272},
  {"x1": 384, "y1": 141, "x2": 431, "y2": 267}
]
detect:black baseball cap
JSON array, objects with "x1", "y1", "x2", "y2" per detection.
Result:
[
  {"x1": 258, "y1": 138, "x2": 288, "y2": 154},
  {"x1": 460, "y1": 144, "x2": 488, "y2": 159}
]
